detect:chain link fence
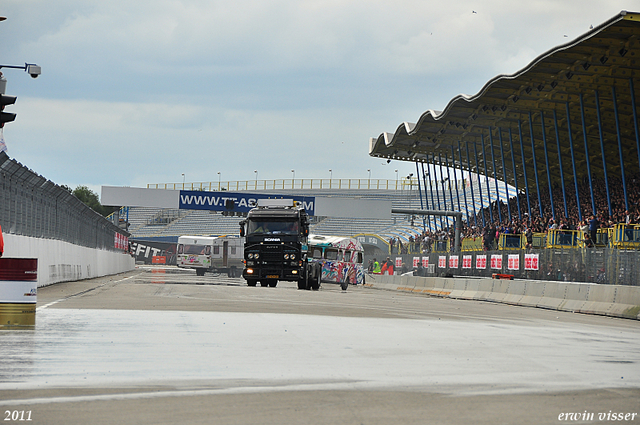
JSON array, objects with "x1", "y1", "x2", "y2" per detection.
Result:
[
  {"x1": 0, "y1": 152, "x2": 128, "y2": 251},
  {"x1": 386, "y1": 248, "x2": 639, "y2": 286}
]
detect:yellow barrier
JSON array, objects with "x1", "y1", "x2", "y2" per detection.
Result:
[
  {"x1": 498, "y1": 233, "x2": 524, "y2": 250},
  {"x1": 546, "y1": 229, "x2": 580, "y2": 249},
  {"x1": 431, "y1": 240, "x2": 450, "y2": 253},
  {"x1": 611, "y1": 224, "x2": 640, "y2": 249},
  {"x1": 532, "y1": 233, "x2": 547, "y2": 249},
  {"x1": 461, "y1": 237, "x2": 483, "y2": 252},
  {"x1": 595, "y1": 228, "x2": 611, "y2": 247}
]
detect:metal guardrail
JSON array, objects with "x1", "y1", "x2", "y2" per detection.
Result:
[
  {"x1": 0, "y1": 152, "x2": 128, "y2": 251},
  {"x1": 147, "y1": 178, "x2": 468, "y2": 192},
  {"x1": 374, "y1": 248, "x2": 639, "y2": 286}
]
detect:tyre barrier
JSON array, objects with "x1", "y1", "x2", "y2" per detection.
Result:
[{"x1": 363, "y1": 273, "x2": 640, "y2": 320}]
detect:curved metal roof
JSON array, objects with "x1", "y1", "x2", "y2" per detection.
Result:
[{"x1": 369, "y1": 11, "x2": 640, "y2": 196}]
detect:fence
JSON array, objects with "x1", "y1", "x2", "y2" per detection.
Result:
[
  {"x1": 147, "y1": 178, "x2": 468, "y2": 192},
  {"x1": 381, "y1": 248, "x2": 640, "y2": 286},
  {"x1": 0, "y1": 152, "x2": 128, "y2": 251}
]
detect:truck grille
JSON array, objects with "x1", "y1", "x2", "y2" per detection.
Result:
[{"x1": 261, "y1": 252, "x2": 282, "y2": 262}]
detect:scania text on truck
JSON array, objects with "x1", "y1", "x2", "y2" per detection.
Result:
[{"x1": 239, "y1": 199, "x2": 321, "y2": 289}]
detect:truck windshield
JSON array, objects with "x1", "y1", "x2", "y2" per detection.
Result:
[
  {"x1": 179, "y1": 244, "x2": 210, "y2": 255},
  {"x1": 247, "y1": 219, "x2": 298, "y2": 236}
]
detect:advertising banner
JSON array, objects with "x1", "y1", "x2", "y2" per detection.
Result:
[
  {"x1": 524, "y1": 253, "x2": 540, "y2": 270},
  {"x1": 508, "y1": 254, "x2": 520, "y2": 270},
  {"x1": 179, "y1": 190, "x2": 315, "y2": 215}
]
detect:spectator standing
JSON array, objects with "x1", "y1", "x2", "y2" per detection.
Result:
[
  {"x1": 589, "y1": 215, "x2": 599, "y2": 243},
  {"x1": 372, "y1": 258, "x2": 381, "y2": 274},
  {"x1": 0, "y1": 224, "x2": 4, "y2": 257}
]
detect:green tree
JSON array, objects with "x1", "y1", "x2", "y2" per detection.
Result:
[{"x1": 73, "y1": 185, "x2": 113, "y2": 217}]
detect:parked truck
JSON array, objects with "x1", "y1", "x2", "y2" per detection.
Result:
[
  {"x1": 177, "y1": 235, "x2": 244, "y2": 277},
  {"x1": 239, "y1": 199, "x2": 321, "y2": 289}
]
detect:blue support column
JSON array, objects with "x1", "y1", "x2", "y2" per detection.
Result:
[
  {"x1": 480, "y1": 134, "x2": 494, "y2": 223},
  {"x1": 508, "y1": 128, "x2": 521, "y2": 220},
  {"x1": 451, "y1": 145, "x2": 462, "y2": 214},
  {"x1": 539, "y1": 111, "x2": 555, "y2": 221},
  {"x1": 552, "y1": 110, "x2": 568, "y2": 218},
  {"x1": 427, "y1": 154, "x2": 443, "y2": 229},
  {"x1": 518, "y1": 120, "x2": 532, "y2": 218},
  {"x1": 488, "y1": 129, "x2": 502, "y2": 223},
  {"x1": 432, "y1": 153, "x2": 442, "y2": 211},
  {"x1": 528, "y1": 112, "x2": 544, "y2": 217},
  {"x1": 473, "y1": 142, "x2": 486, "y2": 227},
  {"x1": 415, "y1": 162, "x2": 426, "y2": 232},
  {"x1": 444, "y1": 151, "x2": 454, "y2": 217},
  {"x1": 565, "y1": 102, "x2": 582, "y2": 222},
  {"x1": 456, "y1": 142, "x2": 469, "y2": 224},
  {"x1": 612, "y1": 86, "x2": 629, "y2": 212},
  {"x1": 594, "y1": 90, "x2": 613, "y2": 217},
  {"x1": 420, "y1": 163, "x2": 432, "y2": 231},
  {"x1": 631, "y1": 79, "x2": 640, "y2": 175},
  {"x1": 579, "y1": 93, "x2": 597, "y2": 215},
  {"x1": 497, "y1": 128, "x2": 511, "y2": 222},
  {"x1": 465, "y1": 142, "x2": 478, "y2": 226},
  {"x1": 439, "y1": 152, "x2": 449, "y2": 228}
]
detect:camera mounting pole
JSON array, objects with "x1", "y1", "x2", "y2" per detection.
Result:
[{"x1": 0, "y1": 63, "x2": 42, "y2": 78}]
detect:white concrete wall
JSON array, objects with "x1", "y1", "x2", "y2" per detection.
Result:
[
  {"x1": 365, "y1": 274, "x2": 640, "y2": 320},
  {"x1": 2, "y1": 234, "x2": 135, "y2": 287}
]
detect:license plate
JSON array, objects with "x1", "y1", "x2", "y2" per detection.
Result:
[{"x1": 266, "y1": 275, "x2": 279, "y2": 279}]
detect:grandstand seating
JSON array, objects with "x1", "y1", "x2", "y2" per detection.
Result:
[{"x1": 126, "y1": 179, "x2": 507, "y2": 241}]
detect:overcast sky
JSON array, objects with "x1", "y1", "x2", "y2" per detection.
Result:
[{"x1": 1, "y1": 1, "x2": 631, "y2": 195}]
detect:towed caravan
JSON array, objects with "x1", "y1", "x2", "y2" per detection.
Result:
[
  {"x1": 308, "y1": 234, "x2": 365, "y2": 290},
  {"x1": 177, "y1": 235, "x2": 244, "y2": 277}
]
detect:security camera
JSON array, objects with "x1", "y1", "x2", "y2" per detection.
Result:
[{"x1": 26, "y1": 64, "x2": 41, "y2": 79}]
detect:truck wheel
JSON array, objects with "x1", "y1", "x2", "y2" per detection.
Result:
[
  {"x1": 260, "y1": 281, "x2": 268, "y2": 287},
  {"x1": 268, "y1": 279, "x2": 278, "y2": 288},
  {"x1": 196, "y1": 268, "x2": 206, "y2": 277},
  {"x1": 297, "y1": 278, "x2": 308, "y2": 290},
  {"x1": 311, "y1": 265, "x2": 321, "y2": 291},
  {"x1": 246, "y1": 279, "x2": 257, "y2": 287}
]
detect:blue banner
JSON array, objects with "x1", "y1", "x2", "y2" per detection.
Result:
[{"x1": 178, "y1": 191, "x2": 315, "y2": 215}]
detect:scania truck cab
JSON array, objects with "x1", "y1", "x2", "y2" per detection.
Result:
[{"x1": 239, "y1": 199, "x2": 321, "y2": 289}]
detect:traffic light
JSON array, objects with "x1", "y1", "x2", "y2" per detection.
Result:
[{"x1": 0, "y1": 94, "x2": 16, "y2": 128}]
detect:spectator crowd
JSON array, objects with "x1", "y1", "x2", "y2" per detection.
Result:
[{"x1": 388, "y1": 172, "x2": 640, "y2": 254}]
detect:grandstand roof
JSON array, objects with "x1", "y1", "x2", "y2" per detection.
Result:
[{"x1": 369, "y1": 11, "x2": 640, "y2": 193}]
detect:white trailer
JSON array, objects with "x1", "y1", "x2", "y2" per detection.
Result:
[{"x1": 177, "y1": 235, "x2": 244, "y2": 277}]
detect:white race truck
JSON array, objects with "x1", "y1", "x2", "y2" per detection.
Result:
[{"x1": 177, "y1": 235, "x2": 244, "y2": 277}]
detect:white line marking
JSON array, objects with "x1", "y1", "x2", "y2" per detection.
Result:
[{"x1": 37, "y1": 274, "x2": 139, "y2": 310}]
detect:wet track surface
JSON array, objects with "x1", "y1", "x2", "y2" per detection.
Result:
[{"x1": 1, "y1": 266, "x2": 639, "y2": 424}]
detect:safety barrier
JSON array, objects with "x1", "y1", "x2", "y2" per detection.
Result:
[
  {"x1": 498, "y1": 234, "x2": 524, "y2": 250},
  {"x1": 546, "y1": 229, "x2": 580, "y2": 248},
  {"x1": 364, "y1": 273, "x2": 640, "y2": 320},
  {"x1": 461, "y1": 237, "x2": 483, "y2": 251},
  {"x1": 611, "y1": 224, "x2": 640, "y2": 249}
]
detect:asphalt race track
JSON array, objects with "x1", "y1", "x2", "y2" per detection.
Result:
[{"x1": 1, "y1": 266, "x2": 638, "y2": 425}]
